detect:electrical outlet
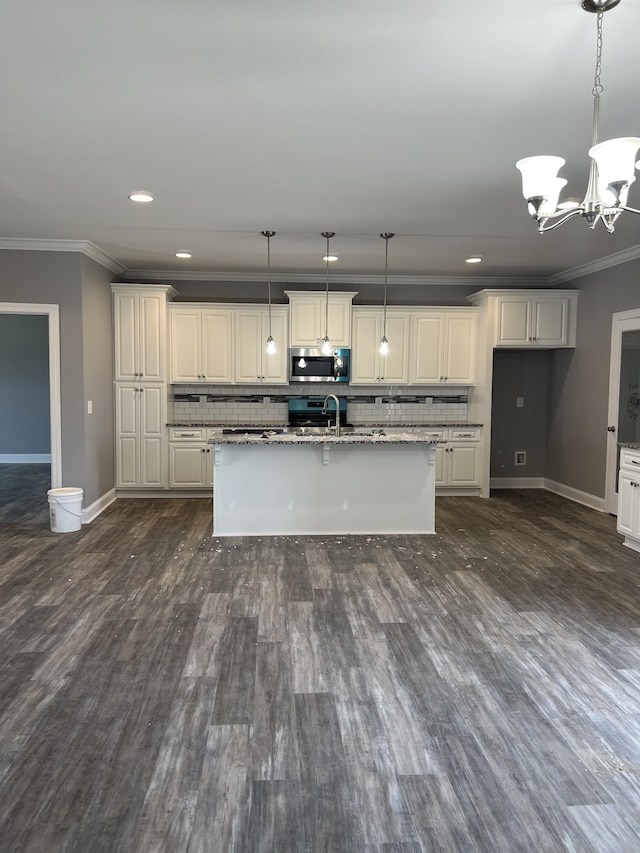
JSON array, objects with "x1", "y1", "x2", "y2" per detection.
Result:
[
  {"x1": 263, "y1": 396, "x2": 270, "y2": 405},
  {"x1": 87, "y1": 400, "x2": 92, "y2": 414},
  {"x1": 515, "y1": 451, "x2": 526, "y2": 466},
  {"x1": 516, "y1": 396, "x2": 524, "y2": 408},
  {"x1": 425, "y1": 396, "x2": 433, "y2": 406},
  {"x1": 375, "y1": 396, "x2": 382, "y2": 406}
]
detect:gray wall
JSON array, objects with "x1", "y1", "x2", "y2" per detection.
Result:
[
  {"x1": 0, "y1": 250, "x2": 115, "y2": 504},
  {"x1": 81, "y1": 257, "x2": 115, "y2": 504},
  {"x1": 0, "y1": 314, "x2": 50, "y2": 454},
  {"x1": 546, "y1": 256, "x2": 640, "y2": 498},
  {"x1": 491, "y1": 350, "x2": 549, "y2": 479},
  {"x1": 122, "y1": 277, "x2": 488, "y2": 307}
]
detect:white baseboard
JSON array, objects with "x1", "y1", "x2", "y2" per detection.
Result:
[
  {"x1": 0, "y1": 453, "x2": 52, "y2": 463},
  {"x1": 543, "y1": 479, "x2": 605, "y2": 513},
  {"x1": 82, "y1": 488, "x2": 117, "y2": 524},
  {"x1": 490, "y1": 477, "x2": 545, "y2": 489},
  {"x1": 490, "y1": 476, "x2": 605, "y2": 513}
]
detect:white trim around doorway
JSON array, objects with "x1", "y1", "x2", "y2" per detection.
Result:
[{"x1": 0, "y1": 302, "x2": 62, "y2": 489}]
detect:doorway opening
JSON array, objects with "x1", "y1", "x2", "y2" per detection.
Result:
[{"x1": 0, "y1": 303, "x2": 62, "y2": 521}]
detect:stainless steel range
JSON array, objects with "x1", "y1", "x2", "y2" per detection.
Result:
[{"x1": 287, "y1": 397, "x2": 353, "y2": 434}]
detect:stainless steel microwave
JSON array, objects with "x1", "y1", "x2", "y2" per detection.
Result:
[{"x1": 289, "y1": 347, "x2": 350, "y2": 383}]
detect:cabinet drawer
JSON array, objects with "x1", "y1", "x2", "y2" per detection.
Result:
[
  {"x1": 620, "y1": 448, "x2": 640, "y2": 471},
  {"x1": 450, "y1": 428, "x2": 480, "y2": 441},
  {"x1": 169, "y1": 427, "x2": 206, "y2": 441},
  {"x1": 415, "y1": 429, "x2": 447, "y2": 440}
]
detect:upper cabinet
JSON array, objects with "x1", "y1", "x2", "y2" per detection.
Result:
[
  {"x1": 169, "y1": 305, "x2": 233, "y2": 384},
  {"x1": 112, "y1": 285, "x2": 176, "y2": 381},
  {"x1": 234, "y1": 307, "x2": 289, "y2": 384},
  {"x1": 409, "y1": 310, "x2": 477, "y2": 385},
  {"x1": 286, "y1": 291, "x2": 357, "y2": 347},
  {"x1": 468, "y1": 289, "x2": 578, "y2": 349},
  {"x1": 351, "y1": 308, "x2": 410, "y2": 384}
]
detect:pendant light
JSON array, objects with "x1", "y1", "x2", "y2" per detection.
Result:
[
  {"x1": 261, "y1": 230, "x2": 277, "y2": 355},
  {"x1": 516, "y1": 0, "x2": 640, "y2": 234},
  {"x1": 320, "y1": 231, "x2": 335, "y2": 355},
  {"x1": 379, "y1": 232, "x2": 394, "y2": 355}
]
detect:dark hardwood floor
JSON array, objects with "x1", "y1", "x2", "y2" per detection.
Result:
[{"x1": 2, "y1": 469, "x2": 640, "y2": 851}]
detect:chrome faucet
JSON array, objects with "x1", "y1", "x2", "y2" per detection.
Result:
[{"x1": 322, "y1": 394, "x2": 341, "y2": 437}]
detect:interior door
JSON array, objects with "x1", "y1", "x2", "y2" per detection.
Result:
[{"x1": 605, "y1": 309, "x2": 640, "y2": 514}]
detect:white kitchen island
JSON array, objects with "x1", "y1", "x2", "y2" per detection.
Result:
[{"x1": 211, "y1": 433, "x2": 438, "y2": 536}]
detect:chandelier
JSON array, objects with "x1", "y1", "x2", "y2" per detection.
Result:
[{"x1": 516, "y1": 0, "x2": 640, "y2": 234}]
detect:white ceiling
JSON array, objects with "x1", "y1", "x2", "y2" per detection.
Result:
[{"x1": 1, "y1": 0, "x2": 640, "y2": 284}]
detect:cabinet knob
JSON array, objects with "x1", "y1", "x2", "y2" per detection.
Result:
[{"x1": 607, "y1": 425, "x2": 616, "y2": 433}]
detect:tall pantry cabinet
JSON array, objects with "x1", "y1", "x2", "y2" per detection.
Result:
[{"x1": 112, "y1": 284, "x2": 176, "y2": 490}]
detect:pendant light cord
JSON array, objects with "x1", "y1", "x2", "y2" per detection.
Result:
[{"x1": 380, "y1": 232, "x2": 394, "y2": 340}]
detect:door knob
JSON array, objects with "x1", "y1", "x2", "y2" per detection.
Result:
[{"x1": 607, "y1": 425, "x2": 616, "y2": 432}]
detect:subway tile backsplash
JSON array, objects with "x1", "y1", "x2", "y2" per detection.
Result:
[{"x1": 169, "y1": 384, "x2": 469, "y2": 425}]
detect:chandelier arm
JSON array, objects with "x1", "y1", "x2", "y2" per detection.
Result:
[
  {"x1": 617, "y1": 205, "x2": 640, "y2": 215},
  {"x1": 536, "y1": 208, "x2": 585, "y2": 233}
]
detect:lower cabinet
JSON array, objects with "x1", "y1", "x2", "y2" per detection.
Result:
[
  {"x1": 168, "y1": 428, "x2": 217, "y2": 489},
  {"x1": 382, "y1": 426, "x2": 482, "y2": 492},
  {"x1": 115, "y1": 383, "x2": 167, "y2": 488},
  {"x1": 617, "y1": 447, "x2": 640, "y2": 552}
]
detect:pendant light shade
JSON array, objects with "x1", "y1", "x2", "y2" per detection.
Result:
[
  {"x1": 261, "y1": 230, "x2": 276, "y2": 355},
  {"x1": 379, "y1": 233, "x2": 394, "y2": 356},
  {"x1": 321, "y1": 231, "x2": 335, "y2": 355}
]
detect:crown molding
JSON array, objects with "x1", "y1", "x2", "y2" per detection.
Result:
[
  {"x1": 0, "y1": 239, "x2": 126, "y2": 274},
  {"x1": 549, "y1": 244, "x2": 640, "y2": 285},
  {"x1": 2, "y1": 237, "x2": 639, "y2": 286},
  {"x1": 125, "y1": 268, "x2": 549, "y2": 287}
]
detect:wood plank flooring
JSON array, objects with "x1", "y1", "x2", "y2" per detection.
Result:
[{"x1": 3, "y1": 469, "x2": 640, "y2": 850}]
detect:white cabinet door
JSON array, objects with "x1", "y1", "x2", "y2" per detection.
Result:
[
  {"x1": 234, "y1": 310, "x2": 262, "y2": 383},
  {"x1": 115, "y1": 383, "x2": 166, "y2": 488},
  {"x1": 201, "y1": 310, "x2": 233, "y2": 383},
  {"x1": 351, "y1": 310, "x2": 409, "y2": 384},
  {"x1": 115, "y1": 384, "x2": 139, "y2": 487},
  {"x1": 139, "y1": 384, "x2": 166, "y2": 487},
  {"x1": 496, "y1": 297, "x2": 531, "y2": 346},
  {"x1": 443, "y1": 314, "x2": 476, "y2": 384},
  {"x1": 410, "y1": 314, "x2": 444, "y2": 384},
  {"x1": 262, "y1": 310, "x2": 288, "y2": 383},
  {"x1": 532, "y1": 297, "x2": 568, "y2": 347},
  {"x1": 138, "y1": 291, "x2": 166, "y2": 380},
  {"x1": 617, "y1": 473, "x2": 637, "y2": 537},
  {"x1": 170, "y1": 307, "x2": 233, "y2": 383},
  {"x1": 495, "y1": 295, "x2": 569, "y2": 347},
  {"x1": 447, "y1": 444, "x2": 480, "y2": 486},
  {"x1": 169, "y1": 444, "x2": 208, "y2": 488},
  {"x1": 170, "y1": 309, "x2": 202, "y2": 382},
  {"x1": 288, "y1": 294, "x2": 353, "y2": 347},
  {"x1": 289, "y1": 298, "x2": 324, "y2": 346},
  {"x1": 351, "y1": 311, "x2": 382, "y2": 384},
  {"x1": 113, "y1": 288, "x2": 168, "y2": 381},
  {"x1": 434, "y1": 445, "x2": 446, "y2": 486},
  {"x1": 113, "y1": 292, "x2": 138, "y2": 381},
  {"x1": 234, "y1": 309, "x2": 288, "y2": 384}
]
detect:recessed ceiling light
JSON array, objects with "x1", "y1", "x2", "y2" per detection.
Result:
[
  {"x1": 175, "y1": 251, "x2": 192, "y2": 259},
  {"x1": 128, "y1": 190, "x2": 154, "y2": 203},
  {"x1": 323, "y1": 255, "x2": 339, "y2": 262},
  {"x1": 465, "y1": 255, "x2": 482, "y2": 264}
]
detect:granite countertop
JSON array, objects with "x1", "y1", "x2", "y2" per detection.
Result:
[
  {"x1": 208, "y1": 432, "x2": 444, "y2": 446},
  {"x1": 168, "y1": 422, "x2": 482, "y2": 429},
  {"x1": 618, "y1": 442, "x2": 640, "y2": 449}
]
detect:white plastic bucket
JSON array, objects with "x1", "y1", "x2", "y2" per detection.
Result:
[{"x1": 47, "y1": 487, "x2": 84, "y2": 533}]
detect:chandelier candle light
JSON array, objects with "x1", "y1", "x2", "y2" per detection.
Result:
[
  {"x1": 516, "y1": 0, "x2": 640, "y2": 234},
  {"x1": 379, "y1": 232, "x2": 394, "y2": 356},
  {"x1": 261, "y1": 230, "x2": 277, "y2": 355},
  {"x1": 321, "y1": 231, "x2": 335, "y2": 356}
]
